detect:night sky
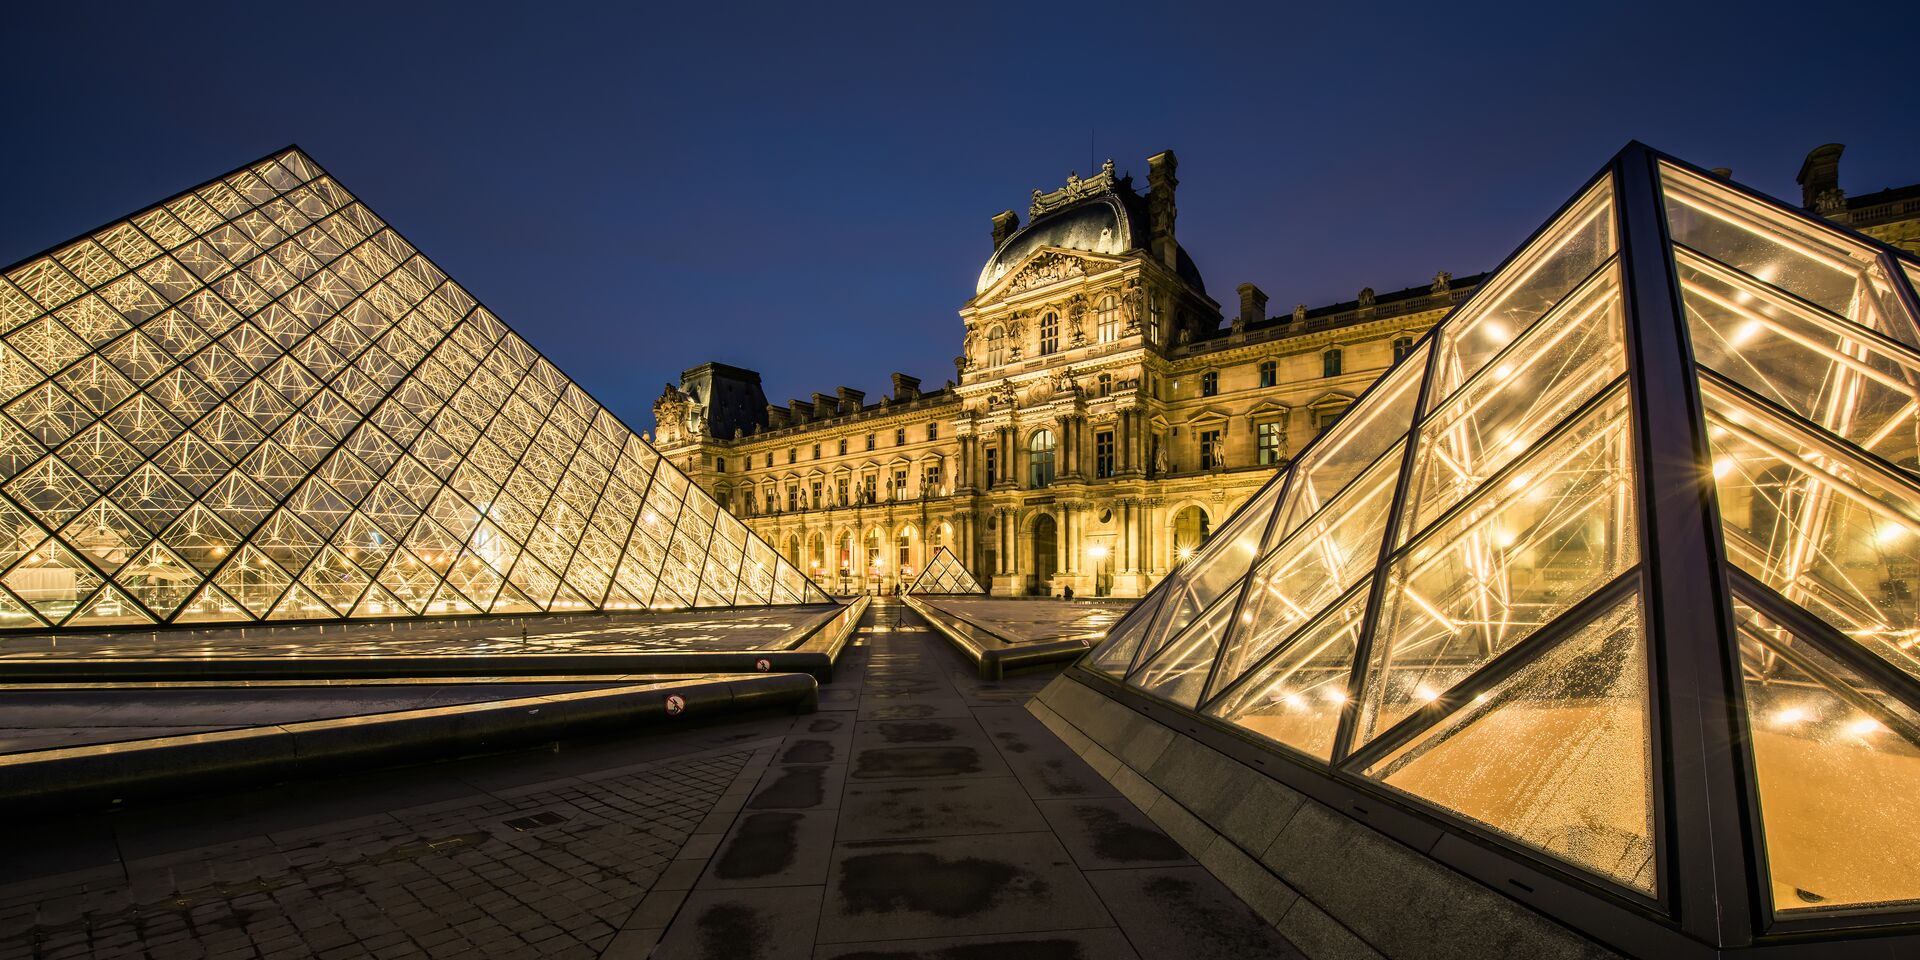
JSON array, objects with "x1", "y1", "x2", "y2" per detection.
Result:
[{"x1": 5, "y1": 1, "x2": 1917, "y2": 434}]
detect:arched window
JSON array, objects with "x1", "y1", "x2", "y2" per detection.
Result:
[
  {"x1": 808, "y1": 533, "x2": 825, "y2": 573},
  {"x1": 786, "y1": 536, "x2": 800, "y2": 565},
  {"x1": 986, "y1": 325, "x2": 1007, "y2": 367},
  {"x1": 1029, "y1": 429, "x2": 1056, "y2": 488},
  {"x1": 1096, "y1": 296, "x2": 1119, "y2": 342},
  {"x1": 837, "y1": 532, "x2": 852, "y2": 575},
  {"x1": 897, "y1": 526, "x2": 914, "y2": 572},
  {"x1": 1323, "y1": 348, "x2": 1343, "y2": 378},
  {"x1": 1039, "y1": 311, "x2": 1059, "y2": 355},
  {"x1": 865, "y1": 529, "x2": 883, "y2": 575}
]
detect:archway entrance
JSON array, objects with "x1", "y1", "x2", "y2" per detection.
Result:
[
  {"x1": 1031, "y1": 514, "x2": 1058, "y2": 595},
  {"x1": 1172, "y1": 505, "x2": 1211, "y2": 566}
]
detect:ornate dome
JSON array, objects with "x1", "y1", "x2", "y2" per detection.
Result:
[{"x1": 976, "y1": 194, "x2": 1137, "y2": 294}]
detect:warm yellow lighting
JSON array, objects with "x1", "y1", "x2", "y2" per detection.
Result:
[
  {"x1": 1845, "y1": 716, "x2": 1886, "y2": 738},
  {"x1": 1323, "y1": 688, "x2": 1349, "y2": 704},
  {"x1": 1711, "y1": 457, "x2": 1734, "y2": 479},
  {"x1": 1177, "y1": 547, "x2": 1194, "y2": 562},
  {"x1": 1493, "y1": 363, "x2": 1515, "y2": 381},
  {"x1": 1414, "y1": 685, "x2": 1441, "y2": 704},
  {"x1": 1088, "y1": 545, "x2": 1109, "y2": 560},
  {"x1": 1772, "y1": 706, "x2": 1810, "y2": 726},
  {"x1": 1727, "y1": 319, "x2": 1763, "y2": 346}
]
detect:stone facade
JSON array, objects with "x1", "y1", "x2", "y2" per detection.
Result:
[{"x1": 654, "y1": 145, "x2": 1918, "y2": 597}]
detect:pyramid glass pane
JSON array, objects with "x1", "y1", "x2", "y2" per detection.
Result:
[
  {"x1": 1398, "y1": 262, "x2": 1627, "y2": 542},
  {"x1": 1207, "y1": 578, "x2": 1371, "y2": 761},
  {"x1": 0, "y1": 147, "x2": 828, "y2": 628},
  {"x1": 1360, "y1": 387, "x2": 1638, "y2": 745},
  {"x1": 1701, "y1": 378, "x2": 1920, "y2": 683},
  {"x1": 1661, "y1": 163, "x2": 1916, "y2": 349},
  {"x1": 1272, "y1": 343, "x2": 1425, "y2": 544},
  {"x1": 1731, "y1": 590, "x2": 1920, "y2": 916},
  {"x1": 1209, "y1": 443, "x2": 1403, "y2": 696},
  {"x1": 1136, "y1": 475, "x2": 1284, "y2": 664},
  {"x1": 1133, "y1": 576, "x2": 1246, "y2": 707},
  {"x1": 1362, "y1": 590, "x2": 1655, "y2": 894},
  {"x1": 907, "y1": 546, "x2": 983, "y2": 594},
  {"x1": 1089, "y1": 590, "x2": 1162, "y2": 675},
  {"x1": 1425, "y1": 177, "x2": 1616, "y2": 409}
]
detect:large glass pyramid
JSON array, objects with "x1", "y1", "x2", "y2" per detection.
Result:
[
  {"x1": 906, "y1": 546, "x2": 983, "y2": 595},
  {"x1": 1085, "y1": 145, "x2": 1920, "y2": 924},
  {"x1": 0, "y1": 147, "x2": 830, "y2": 630}
]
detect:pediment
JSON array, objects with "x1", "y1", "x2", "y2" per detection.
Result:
[
  {"x1": 1306, "y1": 390, "x2": 1357, "y2": 409},
  {"x1": 976, "y1": 247, "x2": 1127, "y2": 302}
]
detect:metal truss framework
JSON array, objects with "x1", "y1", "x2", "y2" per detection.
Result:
[
  {"x1": 1082, "y1": 144, "x2": 1920, "y2": 952},
  {"x1": 906, "y1": 545, "x2": 985, "y2": 595},
  {"x1": 0, "y1": 147, "x2": 830, "y2": 631}
]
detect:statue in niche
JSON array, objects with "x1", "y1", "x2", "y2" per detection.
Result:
[{"x1": 1154, "y1": 439, "x2": 1170, "y2": 477}]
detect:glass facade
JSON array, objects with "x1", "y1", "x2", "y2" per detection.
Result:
[
  {"x1": 1086, "y1": 151, "x2": 1920, "y2": 927},
  {"x1": 905, "y1": 545, "x2": 984, "y2": 594},
  {"x1": 0, "y1": 148, "x2": 830, "y2": 629}
]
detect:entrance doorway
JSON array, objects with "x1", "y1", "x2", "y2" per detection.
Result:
[
  {"x1": 1031, "y1": 514, "x2": 1058, "y2": 595},
  {"x1": 1172, "y1": 505, "x2": 1211, "y2": 566}
]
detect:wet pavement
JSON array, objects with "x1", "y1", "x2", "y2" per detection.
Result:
[{"x1": 0, "y1": 599, "x2": 1302, "y2": 959}]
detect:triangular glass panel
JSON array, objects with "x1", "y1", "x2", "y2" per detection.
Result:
[
  {"x1": 64, "y1": 582, "x2": 154, "y2": 627},
  {"x1": 1206, "y1": 578, "x2": 1372, "y2": 760},
  {"x1": 490, "y1": 581, "x2": 540, "y2": 615},
  {"x1": 0, "y1": 584, "x2": 45, "y2": 629},
  {"x1": 1089, "y1": 591, "x2": 1164, "y2": 675},
  {"x1": 212, "y1": 544, "x2": 294, "y2": 618},
  {"x1": 1700, "y1": 378, "x2": 1920, "y2": 684},
  {"x1": 1361, "y1": 590, "x2": 1655, "y2": 894},
  {"x1": 1135, "y1": 477, "x2": 1285, "y2": 665},
  {"x1": 3, "y1": 539, "x2": 105, "y2": 622},
  {"x1": 350, "y1": 582, "x2": 407, "y2": 619},
  {"x1": 0, "y1": 146, "x2": 829, "y2": 633},
  {"x1": 1132, "y1": 577, "x2": 1246, "y2": 708},
  {"x1": 267, "y1": 583, "x2": 333, "y2": 621},
  {"x1": 1358, "y1": 388, "x2": 1638, "y2": 745},
  {"x1": 1731, "y1": 589, "x2": 1920, "y2": 915},
  {"x1": 174, "y1": 582, "x2": 249, "y2": 623},
  {"x1": 1273, "y1": 343, "x2": 1426, "y2": 544}
]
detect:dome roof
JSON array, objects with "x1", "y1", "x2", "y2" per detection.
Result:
[
  {"x1": 976, "y1": 195, "x2": 1137, "y2": 294},
  {"x1": 974, "y1": 191, "x2": 1205, "y2": 295}
]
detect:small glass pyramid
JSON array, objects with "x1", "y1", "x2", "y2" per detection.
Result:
[
  {"x1": 0, "y1": 147, "x2": 830, "y2": 629},
  {"x1": 1086, "y1": 145, "x2": 1920, "y2": 921},
  {"x1": 905, "y1": 545, "x2": 984, "y2": 595}
]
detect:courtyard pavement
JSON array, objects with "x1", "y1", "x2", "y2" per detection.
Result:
[{"x1": 0, "y1": 599, "x2": 1302, "y2": 959}]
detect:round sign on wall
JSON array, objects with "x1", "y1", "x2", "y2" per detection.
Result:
[
  {"x1": 755, "y1": 658, "x2": 771, "y2": 671},
  {"x1": 664, "y1": 694, "x2": 685, "y2": 716}
]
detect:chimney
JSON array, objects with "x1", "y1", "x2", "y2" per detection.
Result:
[
  {"x1": 1236, "y1": 283, "x2": 1268, "y2": 326},
  {"x1": 991, "y1": 210, "x2": 1019, "y2": 249},
  {"x1": 890, "y1": 373, "x2": 921, "y2": 401},
  {"x1": 1147, "y1": 150, "x2": 1179, "y2": 269},
  {"x1": 1797, "y1": 144, "x2": 1846, "y2": 213},
  {"x1": 766, "y1": 404, "x2": 791, "y2": 429},
  {"x1": 787, "y1": 399, "x2": 809, "y2": 423},
  {"x1": 812, "y1": 392, "x2": 836, "y2": 419},
  {"x1": 836, "y1": 386, "x2": 865, "y2": 413}
]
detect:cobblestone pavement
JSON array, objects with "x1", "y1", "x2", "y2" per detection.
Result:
[{"x1": 0, "y1": 599, "x2": 1300, "y2": 959}]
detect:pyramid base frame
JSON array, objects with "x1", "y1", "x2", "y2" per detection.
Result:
[
  {"x1": 902, "y1": 593, "x2": 1095, "y2": 679},
  {"x1": 1028, "y1": 666, "x2": 1920, "y2": 960}
]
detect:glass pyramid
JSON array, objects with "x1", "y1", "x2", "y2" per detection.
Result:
[
  {"x1": 1087, "y1": 145, "x2": 1920, "y2": 923},
  {"x1": 0, "y1": 146, "x2": 830, "y2": 629},
  {"x1": 906, "y1": 546, "x2": 983, "y2": 595}
]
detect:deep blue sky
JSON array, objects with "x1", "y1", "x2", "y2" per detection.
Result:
[{"x1": 5, "y1": 2, "x2": 1917, "y2": 432}]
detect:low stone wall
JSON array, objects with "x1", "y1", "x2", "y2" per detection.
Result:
[{"x1": 1027, "y1": 671, "x2": 1622, "y2": 960}]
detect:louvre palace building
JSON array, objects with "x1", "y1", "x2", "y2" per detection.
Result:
[{"x1": 654, "y1": 145, "x2": 1920, "y2": 597}]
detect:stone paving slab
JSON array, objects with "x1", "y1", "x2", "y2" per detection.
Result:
[
  {"x1": 819, "y1": 831, "x2": 1113, "y2": 943},
  {"x1": 1086, "y1": 866, "x2": 1307, "y2": 959},
  {"x1": 836, "y1": 776, "x2": 1049, "y2": 842}
]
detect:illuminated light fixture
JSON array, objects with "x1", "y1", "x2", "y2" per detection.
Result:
[
  {"x1": 1846, "y1": 716, "x2": 1887, "y2": 737},
  {"x1": 1711, "y1": 457, "x2": 1734, "y2": 479},
  {"x1": 1727, "y1": 319, "x2": 1764, "y2": 346},
  {"x1": 1088, "y1": 545, "x2": 1110, "y2": 560},
  {"x1": 1772, "y1": 706, "x2": 1810, "y2": 726},
  {"x1": 1177, "y1": 547, "x2": 1195, "y2": 562},
  {"x1": 1414, "y1": 685, "x2": 1441, "y2": 704},
  {"x1": 1323, "y1": 688, "x2": 1349, "y2": 704}
]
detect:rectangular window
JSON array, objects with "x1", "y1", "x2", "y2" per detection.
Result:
[
  {"x1": 985, "y1": 448, "x2": 999, "y2": 486},
  {"x1": 1258, "y1": 360, "x2": 1277, "y2": 388},
  {"x1": 895, "y1": 428, "x2": 906, "y2": 446},
  {"x1": 715, "y1": 457, "x2": 726, "y2": 472},
  {"x1": 764, "y1": 452, "x2": 772, "y2": 468},
  {"x1": 838, "y1": 437, "x2": 848, "y2": 455},
  {"x1": 862, "y1": 474, "x2": 877, "y2": 502},
  {"x1": 866, "y1": 433, "x2": 876, "y2": 451},
  {"x1": 1257, "y1": 421, "x2": 1282, "y2": 465},
  {"x1": 810, "y1": 480, "x2": 822, "y2": 507},
  {"x1": 1201, "y1": 371, "x2": 1219, "y2": 396},
  {"x1": 812, "y1": 443, "x2": 820, "y2": 459},
  {"x1": 892, "y1": 469, "x2": 909, "y2": 500},
  {"x1": 787, "y1": 447, "x2": 797, "y2": 464},
  {"x1": 927, "y1": 422, "x2": 938, "y2": 441},
  {"x1": 1315, "y1": 406, "x2": 1347, "y2": 431},
  {"x1": 1095, "y1": 430, "x2": 1115, "y2": 479},
  {"x1": 786, "y1": 486, "x2": 798, "y2": 511},
  {"x1": 1323, "y1": 348, "x2": 1343, "y2": 378},
  {"x1": 923, "y1": 463, "x2": 941, "y2": 492},
  {"x1": 836, "y1": 476, "x2": 849, "y2": 505},
  {"x1": 1200, "y1": 429, "x2": 1222, "y2": 470},
  {"x1": 764, "y1": 489, "x2": 775, "y2": 513},
  {"x1": 1392, "y1": 336, "x2": 1415, "y2": 364},
  {"x1": 716, "y1": 491, "x2": 730, "y2": 511}
]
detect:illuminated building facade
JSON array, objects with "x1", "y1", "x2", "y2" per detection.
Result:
[
  {"x1": 1031, "y1": 143, "x2": 1920, "y2": 957},
  {"x1": 0, "y1": 147, "x2": 828, "y2": 632},
  {"x1": 657, "y1": 145, "x2": 1918, "y2": 599}
]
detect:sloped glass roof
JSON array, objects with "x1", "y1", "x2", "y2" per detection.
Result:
[
  {"x1": 905, "y1": 546, "x2": 984, "y2": 595},
  {"x1": 0, "y1": 147, "x2": 830, "y2": 629},
  {"x1": 1085, "y1": 150, "x2": 1920, "y2": 924}
]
